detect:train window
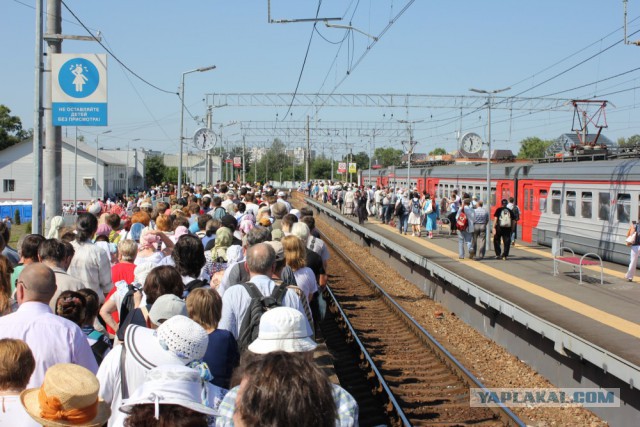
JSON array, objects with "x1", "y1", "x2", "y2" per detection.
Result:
[
  {"x1": 491, "y1": 187, "x2": 496, "y2": 206},
  {"x1": 551, "y1": 190, "x2": 561, "y2": 214},
  {"x1": 565, "y1": 191, "x2": 576, "y2": 217},
  {"x1": 523, "y1": 189, "x2": 529, "y2": 210},
  {"x1": 539, "y1": 190, "x2": 548, "y2": 212},
  {"x1": 617, "y1": 193, "x2": 631, "y2": 224},
  {"x1": 598, "y1": 193, "x2": 610, "y2": 221},
  {"x1": 475, "y1": 186, "x2": 481, "y2": 200},
  {"x1": 581, "y1": 192, "x2": 592, "y2": 219},
  {"x1": 530, "y1": 191, "x2": 534, "y2": 211}
]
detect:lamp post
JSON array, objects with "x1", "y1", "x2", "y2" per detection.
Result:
[
  {"x1": 127, "y1": 138, "x2": 140, "y2": 200},
  {"x1": 179, "y1": 65, "x2": 216, "y2": 196},
  {"x1": 469, "y1": 86, "x2": 510, "y2": 253},
  {"x1": 95, "y1": 130, "x2": 111, "y2": 200},
  {"x1": 363, "y1": 129, "x2": 381, "y2": 186}
]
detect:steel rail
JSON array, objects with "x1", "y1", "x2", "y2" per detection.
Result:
[{"x1": 317, "y1": 224, "x2": 526, "y2": 427}]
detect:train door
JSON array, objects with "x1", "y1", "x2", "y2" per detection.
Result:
[{"x1": 521, "y1": 183, "x2": 534, "y2": 242}]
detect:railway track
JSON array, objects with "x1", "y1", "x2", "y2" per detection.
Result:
[{"x1": 319, "y1": 230, "x2": 525, "y2": 426}]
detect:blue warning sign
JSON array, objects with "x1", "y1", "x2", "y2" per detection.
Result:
[{"x1": 52, "y1": 54, "x2": 108, "y2": 126}]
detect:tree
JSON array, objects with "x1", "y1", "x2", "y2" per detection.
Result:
[
  {"x1": 0, "y1": 105, "x2": 29, "y2": 151},
  {"x1": 429, "y1": 147, "x2": 447, "y2": 156},
  {"x1": 517, "y1": 137, "x2": 553, "y2": 159},
  {"x1": 351, "y1": 151, "x2": 369, "y2": 172},
  {"x1": 144, "y1": 155, "x2": 166, "y2": 186},
  {"x1": 311, "y1": 157, "x2": 332, "y2": 180},
  {"x1": 374, "y1": 147, "x2": 403, "y2": 167},
  {"x1": 618, "y1": 135, "x2": 640, "y2": 147}
]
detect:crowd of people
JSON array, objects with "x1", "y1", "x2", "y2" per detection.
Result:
[
  {"x1": 310, "y1": 181, "x2": 520, "y2": 261},
  {"x1": 0, "y1": 181, "x2": 358, "y2": 426}
]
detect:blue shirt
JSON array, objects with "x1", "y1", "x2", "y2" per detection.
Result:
[{"x1": 203, "y1": 329, "x2": 239, "y2": 390}]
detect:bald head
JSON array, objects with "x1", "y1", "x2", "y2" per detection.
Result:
[
  {"x1": 246, "y1": 243, "x2": 275, "y2": 276},
  {"x1": 18, "y1": 263, "x2": 57, "y2": 304}
]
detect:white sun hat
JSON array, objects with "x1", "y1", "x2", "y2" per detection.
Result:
[
  {"x1": 119, "y1": 365, "x2": 218, "y2": 419},
  {"x1": 248, "y1": 307, "x2": 316, "y2": 354}
]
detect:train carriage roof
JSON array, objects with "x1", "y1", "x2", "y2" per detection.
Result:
[{"x1": 364, "y1": 157, "x2": 640, "y2": 183}]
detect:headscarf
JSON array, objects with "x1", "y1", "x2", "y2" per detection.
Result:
[
  {"x1": 46, "y1": 216, "x2": 65, "y2": 239},
  {"x1": 211, "y1": 227, "x2": 232, "y2": 261},
  {"x1": 138, "y1": 229, "x2": 160, "y2": 251}
]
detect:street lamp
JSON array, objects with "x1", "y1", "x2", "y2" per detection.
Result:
[
  {"x1": 95, "y1": 130, "x2": 111, "y2": 200},
  {"x1": 127, "y1": 138, "x2": 140, "y2": 199},
  {"x1": 178, "y1": 65, "x2": 216, "y2": 195},
  {"x1": 469, "y1": 86, "x2": 510, "y2": 253}
]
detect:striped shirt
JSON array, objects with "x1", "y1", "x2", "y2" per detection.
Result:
[{"x1": 474, "y1": 207, "x2": 489, "y2": 224}]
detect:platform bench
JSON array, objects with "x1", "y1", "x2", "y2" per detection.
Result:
[{"x1": 553, "y1": 247, "x2": 603, "y2": 285}]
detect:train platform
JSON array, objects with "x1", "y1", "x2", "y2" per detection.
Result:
[{"x1": 306, "y1": 198, "x2": 640, "y2": 393}]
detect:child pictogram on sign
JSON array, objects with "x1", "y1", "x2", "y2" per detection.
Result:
[{"x1": 71, "y1": 64, "x2": 89, "y2": 93}]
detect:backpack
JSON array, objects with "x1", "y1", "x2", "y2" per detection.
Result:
[
  {"x1": 212, "y1": 207, "x2": 226, "y2": 220},
  {"x1": 512, "y1": 205, "x2": 520, "y2": 221},
  {"x1": 499, "y1": 209, "x2": 512, "y2": 227},
  {"x1": 237, "y1": 282, "x2": 289, "y2": 353},
  {"x1": 456, "y1": 211, "x2": 468, "y2": 230},
  {"x1": 412, "y1": 200, "x2": 421, "y2": 216},
  {"x1": 87, "y1": 330, "x2": 110, "y2": 365},
  {"x1": 394, "y1": 201, "x2": 404, "y2": 217},
  {"x1": 119, "y1": 284, "x2": 138, "y2": 325},
  {"x1": 184, "y1": 279, "x2": 208, "y2": 298}
]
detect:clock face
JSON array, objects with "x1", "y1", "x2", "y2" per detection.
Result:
[
  {"x1": 460, "y1": 132, "x2": 483, "y2": 154},
  {"x1": 192, "y1": 128, "x2": 217, "y2": 151}
]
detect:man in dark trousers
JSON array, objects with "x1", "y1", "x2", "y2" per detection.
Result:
[{"x1": 493, "y1": 199, "x2": 516, "y2": 260}]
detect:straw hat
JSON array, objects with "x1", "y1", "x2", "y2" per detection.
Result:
[{"x1": 20, "y1": 363, "x2": 111, "y2": 427}]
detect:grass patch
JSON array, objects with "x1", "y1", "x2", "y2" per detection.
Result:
[{"x1": 8, "y1": 223, "x2": 30, "y2": 247}]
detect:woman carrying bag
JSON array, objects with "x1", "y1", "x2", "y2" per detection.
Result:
[{"x1": 625, "y1": 220, "x2": 640, "y2": 282}]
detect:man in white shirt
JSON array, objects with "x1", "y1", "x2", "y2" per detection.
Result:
[
  {"x1": 0, "y1": 263, "x2": 98, "y2": 388},
  {"x1": 219, "y1": 243, "x2": 307, "y2": 339}
]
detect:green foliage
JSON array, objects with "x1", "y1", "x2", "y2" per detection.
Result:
[
  {"x1": 25, "y1": 221, "x2": 32, "y2": 234},
  {"x1": 350, "y1": 151, "x2": 369, "y2": 172},
  {"x1": 13, "y1": 209, "x2": 21, "y2": 226},
  {"x1": 617, "y1": 135, "x2": 640, "y2": 147},
  {"x1": 144, "y1": 155, "x2": 167, "y2": 186},
  {"x1": 0, "y1": 105, "x2": 30, "y2": 151},
  {"x1": 517, "y1": 137, "x2": 554, "y2": 159},
  {"x1": 429, "y1": 147, "x2": 447, "y2": 156},
  {"x1": 311, "y1": 157, "x2": 332, "y2": 179},
  {"x1": 374, "y1": 147, "x2": 403, "y2": 167},
  {"x1": 162, "y1": 166, "x2": 186, "y2": 184}
]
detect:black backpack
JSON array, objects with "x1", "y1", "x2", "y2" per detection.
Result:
[
  {"x1": 184, "y1": 279, "x2": 209, "y2": 298},
  {"x1": 237, "y1": 282, "x2": 289, "y2": 353},
  {"x1": 119, "y1": 285, "x2": 138, "y2": 326}
]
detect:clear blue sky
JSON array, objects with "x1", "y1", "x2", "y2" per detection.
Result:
[{"x1": 4, "y1": 0, "x2": 640, "y2": 158}]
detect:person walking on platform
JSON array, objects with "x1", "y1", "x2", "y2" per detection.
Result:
[
  {"x1": 456, "y1": 199, "x2": 475, "y2": 259},
  {"x1": 408, "y1": 192, "x2": 422, "y2": 236},
  {"x1": 625, "y1": 220, "x2": 640, "y2": 282},
  {"x1": 472, "y1": 200, "x2": 489, "y2": 260},
  {"x1": 507, "y1": 197, "x2": 521, "y2": 246},
  {"x1": 493, "y1": 199, "x2": 516, "y2": 260},
  {"x1": 447, "y1": 190, "x2": 460, "y2": 235},
  {"x1": 423, "y1": 193, "x2": 438, "y2": 239},
  {"x1": 356, "y1": 190, "x2": 368, "y2": 225},
  {"x1": 395, "y1": 191, "x2": 411, "y2": 235}
]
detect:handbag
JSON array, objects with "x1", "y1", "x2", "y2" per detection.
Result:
[{"x1": 626, "y1": 232, "x2": 637, "y2": 246}]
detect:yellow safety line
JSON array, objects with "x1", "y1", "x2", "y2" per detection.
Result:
[{"x1": 369, "y1": 220, "x2": 640, "y2": 339}]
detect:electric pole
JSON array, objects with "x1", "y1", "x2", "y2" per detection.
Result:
[{"x1": 43, "y1": 0, "x2": 63, "y2": 235}]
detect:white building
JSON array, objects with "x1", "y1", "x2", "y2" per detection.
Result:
[
  {"x1": 0, "y1": 139, "x2": 126, "y2": 203},
  {"x1": 163, "y1": 152, "x2": 222, "y2": 185},
  {"x1": 99, "y1": 147, "x2": 147, "y2": 191}
]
